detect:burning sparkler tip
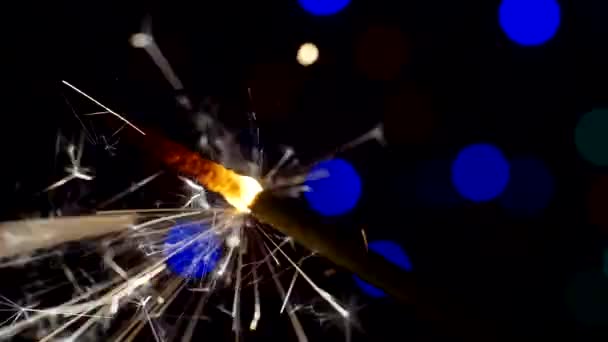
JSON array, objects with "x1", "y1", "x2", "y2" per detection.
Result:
[{"x1": 223, "y1": 175, "x2": 263, "y2": 213}]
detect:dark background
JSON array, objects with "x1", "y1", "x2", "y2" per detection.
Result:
[{"x1": 3, "y1": 0, "x2": 608, "y2": 340}]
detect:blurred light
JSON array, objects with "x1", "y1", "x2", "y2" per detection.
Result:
[
  {"x1": 353, "y1": 240, "x2": 413, "y2": 298},
  {"x1": 499, "y1": 0, "x2": 561, "y2": 46},
  {"x1": 576, "y1": 109, "x2": 608, "y2": 166},
  {"x1": 500, "y1": 157, "x2": 554, "y2": 216},
  {"x1": 297, "y1": 43, "x2": 319, "y2": 66},
  {"x1": 566, "y1": 271, "x2": 608, "y2": 326},
  {"x1": 298, "y1": 0, "x2": 350, "y2": 16},
  {"x1": 356, "y1": 26, "x2": 407, "y2": 81},
  {"x1": 451, "y1": 143, "x2": 510, "y2": 202},
  {"x1": 165, "y1": 223, "x2": 221, "y2": 279},
  {"x1": 130, "y1": 33, "x2": 153, "y2": 48},
  {"x1": 304, "y1": 158, "x2": 362, "y2": 216}
]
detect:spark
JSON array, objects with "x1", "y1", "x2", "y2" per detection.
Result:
[
  {"x1": 260, "y1": 243, "x2": 309, "y2": 342},
  {"x1": 361, "y1": 228, "x2": 368, "y2": 251},
  {"x1": 281, "y1": 271, "x2": 299, "y2": 314},
  {"x1": 61, "y1": 80, "x2": 146, "y2": 135},
  {"x1": 226, "y1": 232, "x2": 241, "y2": 248},
  {"x1": 259, "y1": 228, "x2": 349, "y2": 318},
  {"x1": 83, "y1": 111, "x2": 110, "y2": 116},
  {"x1": 61, "y1": 95, "x2": 96, "y2": 145},
  {"x1": 100, "y1": 135, "x2": 120, "y2": 156},
  {"x1": 264, "y1": 147, "x2": 295, "y2": 181},
  {"x1": 216, "y1": 245, "x2": 235, "y2": 277},
  {"x1": 98, "y1": 171, "x2": 164, "y2": 209},
  {"x1": 180, "y1": 177, "x2": 210, "y2": 209},
  {"x1": 231, "y1": 241, "x2": 243, "y2": 337},
  {"x1": 45, "y1": 138, "x2": 94, "y2": 192},
  {"x1": 249, "y1": 265, "x2": 261, "y2": 331},
  {"x1": 62, "y1": 264, "x2": 84, "y2": 295}
]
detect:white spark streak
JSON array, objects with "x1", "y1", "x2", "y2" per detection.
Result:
[
  {"x1": 264, "y1": 147, "x2": 294, "y2": 181},
  {"x1": 281, "y1": 271, "x2": 299, "y2": 314},
  {"x1": 61, "y1": 80, "x2": 146, "y2": 135},
  {"x1": 231, "y1": 246, "x2": 243, "y2": 336},
  {"x1": 249, "y1": 266, "x2": 261, "y2": 331},
  {"x1": 180, "y1": 177, "x2": 210, "y2": 209},
  {"x1": 261, "y1": 247, "x2": 308, "y2": 342},
  {"x1": 216, "y1": 245, "x2": 235, "y2": 277},
  {"x1": 98, "y1": 171, "x2": 164, "y2": 209},
  {"x1": 259, "y1": 228, "x2": 349, "y2": 318}
]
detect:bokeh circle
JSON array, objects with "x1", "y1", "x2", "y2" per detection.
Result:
[
  {"x1": 499, "y1": 0, "x2": 561, "y2": 46},
  {"x1": 304, "y1": 158, "x2": 362, "y2": 216},
  {"x1": 451, "y1": 143, "x2": 510, "y2": 202}
]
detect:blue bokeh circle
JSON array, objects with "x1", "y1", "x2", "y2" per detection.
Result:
[
  {"x1": 298, "y1": 0, "x2": 351, "y2": 16},
  {"x1": 304, "y1": 158, "x2": 362, "y2": 216},
  {"x1": 499, "y1": 0, "x2": 561, "y2": 46},
  {"x1": 165, "y1": 223, "x2": 221, "y2": 279},
  {"x1": 451, "y1": 143, "x2": 510, "y2": 202}
]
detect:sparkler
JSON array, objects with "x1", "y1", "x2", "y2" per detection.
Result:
[{"x1": 0, "y1": 28, "x2": 416, "y2": 342}]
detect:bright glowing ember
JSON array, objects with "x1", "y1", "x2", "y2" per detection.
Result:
[{"x1": 222, "y1": 174, "x2": 264, "y2": 213}]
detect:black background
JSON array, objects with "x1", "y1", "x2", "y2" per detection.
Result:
[{"x1": 4, "y1": 0, "x2": 608, "y2": 340}]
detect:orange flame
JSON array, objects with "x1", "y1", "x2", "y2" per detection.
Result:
[{"x1": 148, "y1": 131, "x2": 262, "y2": 212}]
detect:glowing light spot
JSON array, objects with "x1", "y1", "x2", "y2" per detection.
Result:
[
  {"x1": 500, "y1": 157, "x2": 554, "y2": 216},
  {"x1": 297, "y1": 43, "x2": 319, "y2": 67},
  {"x1": 220, "y1": 174, "x2": 263, "y2": 213},
  {"x1": 304, "y1": 159, "x2": 362, "y2": 216},
  {"x1": 130, "y1": 33, "x2": 153, "y2": 48},
  {"x1": 226, "y1": 232, "x2": 241, "y2": 248},
  {"x1": 499, "y1": 0, "x2": 561, "y2": 46},
  {"x1": 451, "y1": 143, "x2": 510, "y2": 202},
  {"x1": 298, "y1": 0, "x2": 350, "y2": 16},
  {"x1": 576, "y1": 109, "x2": 608, "y2": 166},
  {"x1": 164, "y1": 223, "x2": 221, "y2": 279},
  {"x1": 353, "y1": 240, "x2": 413, "y2": 298}
]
